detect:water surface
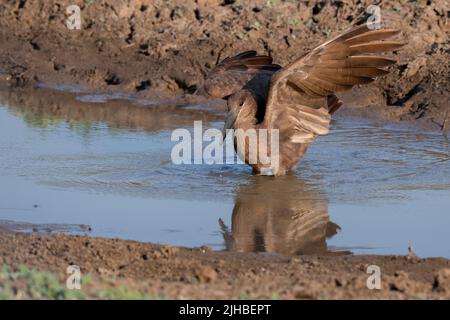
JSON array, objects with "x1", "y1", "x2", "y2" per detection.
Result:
[{"x1": 0, "y1": 86, "x2": 449, "y2": 257}]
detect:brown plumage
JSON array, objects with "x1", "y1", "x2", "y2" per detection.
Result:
[
  {"x1": 197, "y1": 50, "x2": 281, "y2": 99},
  {"x1": 220, "y1": 176, "x2": 343, "y2": 255},
  {"x1": 198, "y1": 25, "x2": 405, "y2": 175}
]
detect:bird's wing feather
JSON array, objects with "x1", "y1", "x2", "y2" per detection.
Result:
[
  {"x1": 200, "y1": 51, "x2": 281, "y2": 99},
  {"x1": 263, "y1": 25, "x2": 404, "y2": 144}
]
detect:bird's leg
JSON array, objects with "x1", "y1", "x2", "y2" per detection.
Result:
[{"x1": 327, "y1": 95, "x2": 343, "y2": 115}]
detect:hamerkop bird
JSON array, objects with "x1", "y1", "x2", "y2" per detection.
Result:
[
  {"x1": 197, "y1": 24, "x2": 404, "y2": 175},
  {"x1": 219, "y1": 176, "x2": 343, "y2": 255}
]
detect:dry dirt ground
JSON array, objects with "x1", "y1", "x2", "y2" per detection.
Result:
[
  {"x1": 0, "y1": 0, "x2": 448, "y2": 128},
  {"x1": 1, "y1": 231, "x2": 450, "y2": 299}
]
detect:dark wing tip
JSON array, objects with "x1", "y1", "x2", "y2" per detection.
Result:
[
  {"x1": 212, "y1": 51, "x2": 282, "y2": 75},
  {"x1": 219, "y1": 50, "x2": 257, "y2": 65}
]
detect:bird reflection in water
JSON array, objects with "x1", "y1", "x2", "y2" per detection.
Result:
[{"x1": 220, "y1": 175, "x2": 347, "y2": 256}]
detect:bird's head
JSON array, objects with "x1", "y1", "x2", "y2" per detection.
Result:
[{"x1": 222, "y1": 91, "x2": 253, "y2": 140}]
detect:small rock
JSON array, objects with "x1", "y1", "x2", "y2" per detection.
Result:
[
  {"x1": 151, "y1": 250, "x2": 162, "y2": 259},
  {"x1": 199, "y1": 246, "x2": 212, "y2": 254},
  {"x1": 405, "y1": 57, "x2": 427, "y2": 78},
  {"x1": 196, "y1": 266, "x2": 217, "y2": 283},
  {"x1": 0, "y1": 73, "x2": 12, "y2": 82},
  {"x1": 389, "y1": 271, "x2": 410, "y2": 292},
  {"x1": 290, "y1": 257, "x2": 301, "y2": 264},
  {"x1": 433, "y1": 268, "x2": 450, "y2": 293},
  {"x1": 151, "y1": 246, "x2": 180, "y2": 260},
  {"x1": 97, "y1": 267, "x2": 113, "y2": 276},
  {"x1": 334, "y1": 278, "x2": 343, "y2": 287},
  {"x1": 161, "y1": 245, "x2": 180, "y2": 257},
  {"x1": 215, "y1": 259, "x2": 226, "y2": 267}
]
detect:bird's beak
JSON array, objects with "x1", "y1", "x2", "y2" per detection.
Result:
[{"x1": 221, "y1": 111, "x2": 237, "y2": 142}]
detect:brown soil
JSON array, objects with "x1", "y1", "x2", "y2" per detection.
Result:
[
  {"x1": 0, "y1": 230, "x2": 449, "y2": 299},
  {"x1": 0, "y1": 0, "x2": 449, "y2": 129}
]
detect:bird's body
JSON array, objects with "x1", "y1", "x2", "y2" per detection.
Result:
[
  {"x1": 225, "y1": 88, "x2": 313, "y2": 175},
  {"x1": 220, "y1": 176, "x2": 341, "y2": 255},
  {"x1": 198, "y1": 24, "x2": 404, "y2": 175}
]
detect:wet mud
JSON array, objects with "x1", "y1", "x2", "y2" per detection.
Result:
[
  {"x1": 1, "y1": 231, "x2": 450, "y2": 299},
  {"x1": 0, "y1": 0, "x2": 448, "y2": 129}
]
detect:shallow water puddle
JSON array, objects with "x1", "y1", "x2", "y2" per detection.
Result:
[{"x1": 0, "y1": 87, "x2": 449, "y2": 257}]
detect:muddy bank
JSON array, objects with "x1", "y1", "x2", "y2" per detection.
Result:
[
  {"x1": 0, "y1": 0, "x2": 448, "y2": 129},
  {"x1": 0, "y1": 231, "x2": 449, "y2": 299},
  {"x1": 0, "y1": 219, "x2": 91, "y2": 236}
]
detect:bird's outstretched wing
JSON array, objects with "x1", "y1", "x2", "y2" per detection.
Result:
[
  {"x1": 199, "y1": 50, "x2": 281, "y2": 99},
  {"x1": 263, "y1": 24, "x2": 404, "y2": 144}
]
